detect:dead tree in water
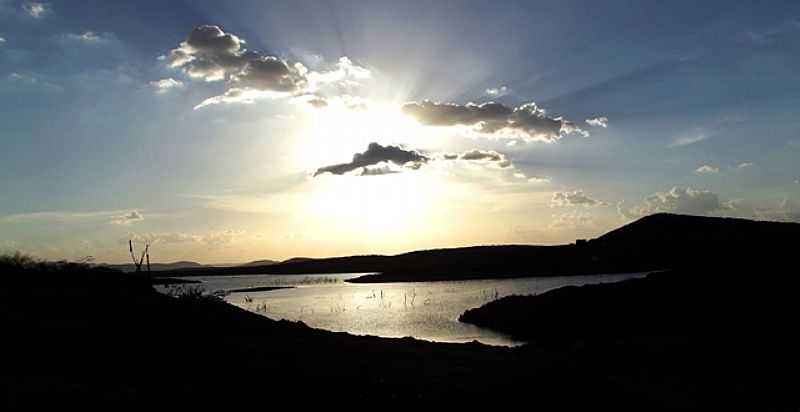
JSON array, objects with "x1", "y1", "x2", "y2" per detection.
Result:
[{"x1": 129, "y1": 240, "x2": 151, "y2": 280}]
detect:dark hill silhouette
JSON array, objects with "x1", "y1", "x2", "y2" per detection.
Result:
[
  {"x1": 281, "y1": 256, "x2": 315, "y2": 264},
  {"x1": 458, "y1": 263, "x2": 800, "y2": 409},
  {"x1": 590, "y1": 213, "x2": 798, "y2": 270},
  {"x1": 238, "y1": 259, "x2": 278, "y2": 267},
  {"x1": 160, "y1": 213, "x2": 800, "y2": 282},
  {"x1": 104, "y1": 260, "x2": 208, "y2": 273}
]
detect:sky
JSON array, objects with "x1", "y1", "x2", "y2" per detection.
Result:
[{"x1": 1, "y1": 0, "x2": 799, "y2": 264}]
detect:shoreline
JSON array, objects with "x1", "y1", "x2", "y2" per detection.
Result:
[{"x1": 225, "y1": 285, "x2": 295, "y2": 294}]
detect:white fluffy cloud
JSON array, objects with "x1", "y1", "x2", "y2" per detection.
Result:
[
  {"x1": 585, "y1": 116, "x2": 608, "y2": 128},
  {"x1": 737, "y1": 162, "x2": 754, "y2": 168},
  {"x1": 527, "y1": 176, "x2": 550, "y2": 184},
  {"x1": 696, "y1": 164, "x2": 720, "y2": 174},
  {"x1": 619, "y1": 187, "x2": 725, "y2": 219},
  {"x1": 22, "y1": 1, "x2": 49, "y2": 19},
  {"x1": 401, "y1": 100, "x2": 589, "y2": 142},
  {"x1": 149, "y1": 78, "x2": 184, "y2": 94},
  {"x1": 485, "y1": 85, "x2": 511, "y2": 97}
]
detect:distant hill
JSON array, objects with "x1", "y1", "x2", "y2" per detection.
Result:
[
  {"x1": 159, "y1": 213, "x2": 800, "y2": 281},
  {"x1": 104, "y1": 261, "x2": 208, "y2": 273},
  {"x1": 591, "y1": 213, "x2": 798, "y2": 269},
  {"x1": 239, "y1": 259, "x2": 278, "y2": 267},
  {"x1": 281, "y1": 257, "x2": 315, "y2": 264}
]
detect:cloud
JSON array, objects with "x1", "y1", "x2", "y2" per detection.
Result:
[
  {"x1": 0, "y1": 209, "x2": 141, "y2": 224},
  {"x1": 401, "y1": 100, "x2": 588, "y2": 142},
  {"x1": 129, "y1": 232, "x2": 200, "y2": 245},
  {"x1": 738, "y1": 20, "x2": 800, "y2": 46},
  {"x1": 619, "y1": 187, "x2": 725, "y2": 219},
  {"x1": 291, "y1": 94, "x2": 328, "y2": 108},
  {"x1": 669, "y1": 132, "x2": 707, "y2": 148},
  {"x1": 63, "y1": 31, "x2": 110, "y2": 43},
  {"x1": 527, "y1": 176, "x2": 550, "y2": 184},
  {"x1": 193, "y1": 87, "x2": 288, "y2": 109},
  {"x1": 0, "y1": 36, "x2": 6, "y2": 45},
  {"x1": 314, "y1": 142, "x2": 428, "y2": 176},
  {"x1": 454, "y1": 149, "x2": 512, "y2": 168},
  {"x1": 149, "y1": 78, "x2": 184, "y2": 94},
  {"x1": 128, "y1": 230, "x2": 241, "y2": 246},
  {"x1": 109, "y1": 211, "x2": 144, "y2": 225},
  {"x1": 164, "y1": 25, "x2": 370, "y2": 109},
  {"x1": 752, "y1": 199, "x2": 800, "y2": 223},
  {"x1": 359, "y1": 162, "x2": 401, "y2": 176},
  {"x1": 22, "y1": 1, "x2": 48, "y2": 19},
  {"x1": 549, "y1": 211, "x2": 594, "y2": 229},
  {"x1": 313, "y1": 144, "x2": 522, "y2": 179},
  {"x1": 551, "y1": 190, "x2": 603, "y2": 207},
  {"x1": 8, "y1": 72, "x2": 35, "y2": 83},
  {"x1": 737, "y1": 162, "x2": 754, "y2": 168},
  {"x1": 6, "y1": 72, "x2": 62, "y2": 92},
  {"x1": 306, "y1": 56, "x2": 371, "y2": 91},
  {"x1": 585, "y1": 116, "x2": 608, "y2": 128},
  {"x1": 485, "y1": 85, "x2": 511, "y2": 97},
  {"x1": 696, "y1": 164, "x2": 720, "y2": 174}
]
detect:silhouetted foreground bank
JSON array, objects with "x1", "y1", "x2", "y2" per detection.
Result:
[
  {"x1": 156, "y1": 213, "x2": 800, "y2": 283},
  {"x1": 0, "y1": 260, "x2": 562, "y2": 408},
  {"x1": 3, "y1": 258, "x2": 799, "y2": 409},
  {"x1": 460, "y1": 265, "x2": 800, "y2": 408}
]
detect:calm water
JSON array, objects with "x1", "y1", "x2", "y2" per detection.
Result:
[{"x1": 162, "y1": 272, "x2": 646, "y2": 346}]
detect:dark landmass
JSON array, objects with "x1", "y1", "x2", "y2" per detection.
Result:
[
  {"x1": 226, "y1": 285, "x2": 293, "y2": 293},
  {"x1": 149, "y1": 277, "x2": 201, "y2": 285},
  {"x1": 459, "y1": 264, "x2": 800, "y2": 408},
  {"x1": 0, "y1": 260, "x2": 550, "y2": 408},
  {"x1": 238, "y1": 259, "x2": 278, "y2": 267},
  {"x1": 3, "y1": 213, "x2": 800, "y2": 409},
  {"x1": 104, "y1": 260, "x2": 209, "y2": 273},
  {"x1": 280, "y1": 256, "x2": 315, "y2": 264},
  {"x1": 159, "y1": 213, "x2": 800, "y2": 283}
]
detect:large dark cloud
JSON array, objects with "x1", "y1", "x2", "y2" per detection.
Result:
[
  {"x1": 164, "y1": 26, "x2": 370, "y2": 109},
  {"x1": 167, "y1": 25, "x2": 307, "y2": 92},
  {"x1": 313, "y1": 143, "x2": 428, "y2": 176},
  {"x1": 402, "y1": 100, "x2": 588, "y2": 142},
  {"x1": 314, "y1": 144, "x2": 522, "y2": 177}
]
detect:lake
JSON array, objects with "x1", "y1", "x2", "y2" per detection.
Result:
[{"x1": 161, "y1": 272, "x2": 647, "y2": 346}]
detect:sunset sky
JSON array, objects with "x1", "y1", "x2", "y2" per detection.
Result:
[{"x1": 1, "y1": 0, "x2": 799, "y2": 264}]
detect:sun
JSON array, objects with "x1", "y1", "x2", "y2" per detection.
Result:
[
  {"x1": 284, "y1": 98, "x2": 453, "y2": 244},
  {"x1": 295, "y1": 99, "x2": 435, "y2": 173},
  {"x1": 307, "y1": 170, "x2": 437, "y2": 239}
]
